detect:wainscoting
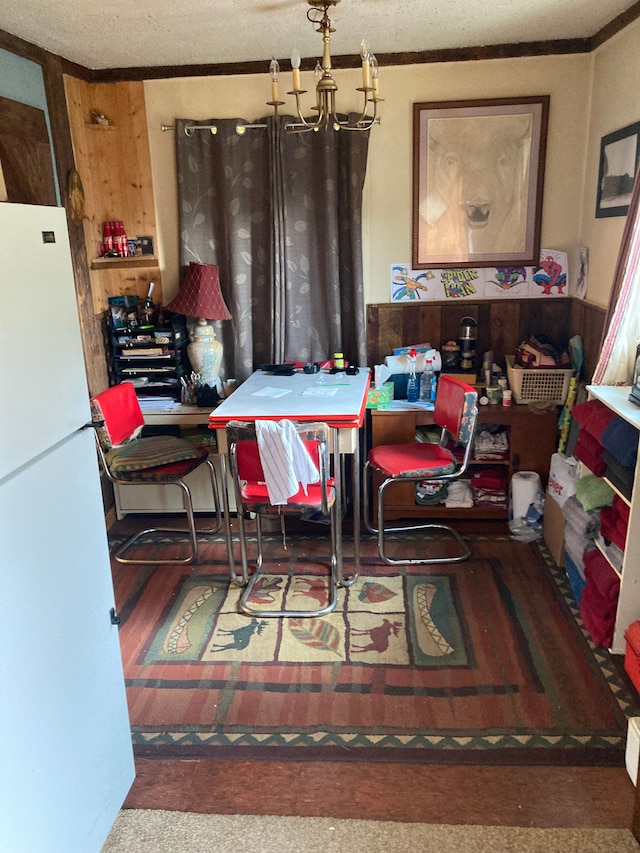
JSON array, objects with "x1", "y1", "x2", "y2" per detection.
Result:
[{"x1": 366, "y1": 298, "x2": 606, "y2": 381}]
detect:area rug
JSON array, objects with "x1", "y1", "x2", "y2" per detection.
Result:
[{"x1": 111, "y1": 531, "x2": 637, "y2": 764}]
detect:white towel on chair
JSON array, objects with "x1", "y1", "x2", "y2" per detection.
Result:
[{"x1": 255, "y1": 419, "x2": 320, "y2": 505}]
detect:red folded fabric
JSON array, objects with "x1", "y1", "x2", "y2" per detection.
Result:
[
  {"x1": 472, "y1": 488, "x2": 508, "y2": 507},
  {"x1": 579, "y1": 583, "x2": 616, "y2": 648},
  {"x1": 470, "y1": 468, "x2": 507, "y2": 489},
  {"x1": 583, "y1": 548, "x2": 621, "y2": 603},
  {"x1": 614, "y1": 494, "x2": 630, "y2": 525},
  {"x1": 571, "y1": 400, "x2": 617, "y2": 441},
  {"x1": 574, "y1": 430, "x2": 606, "y2": 476},
  {"x1": 600, "y1": 500, "x2": 629, "y2": 551}
]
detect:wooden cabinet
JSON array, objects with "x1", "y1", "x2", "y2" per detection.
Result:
[
  {"x1": 369, "y1": 404, "x2": 558, "y2": 521},
  {"x1": 585, "y1": 385, "x2": 640, "y2": 654}
]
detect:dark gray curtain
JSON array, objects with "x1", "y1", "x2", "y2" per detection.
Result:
[{"x1": 176, "y1": 116, "x2": 370, "y2": 382}]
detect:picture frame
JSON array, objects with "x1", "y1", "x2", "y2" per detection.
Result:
[
  {"x1": 412, "y1": 97, "x2": 549, "y2": 269},
  {"x1": 630, "y1": 343, "x2": 640, "y2": 407},
  {"x1": 595, "y1": 120, "x2": 640, "y2": 219}
]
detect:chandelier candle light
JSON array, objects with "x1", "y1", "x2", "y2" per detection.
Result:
[
  {"x1": 267, "y1": 0, "x2": 381, "y2": 133},
  {"x1": 165, "y1": 262, "x2": 232, "y2": 388}
]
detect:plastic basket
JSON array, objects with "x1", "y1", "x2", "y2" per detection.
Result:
[{"x1": 506, "y1": 355, "x2": 573, "y2": 405}]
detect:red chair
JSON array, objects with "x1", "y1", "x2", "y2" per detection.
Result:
[
  {"x1": 90, "y1": 383, "x2": 222, "y2": 565},
  {"x1": 363, "y1": 374, "x2": 478, "y2": 565},
  {"x1": 226, "y1": 419, "x2": 339, "y2": 617}
]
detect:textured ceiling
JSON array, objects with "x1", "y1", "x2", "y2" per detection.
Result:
[{"x1": 0, "y1": 0, "x2": 636, "y2": 71}]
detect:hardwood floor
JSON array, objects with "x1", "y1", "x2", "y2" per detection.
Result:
[
  {"x1": 112, "y1": 515, "x2": 638, "y2": 830},
  {"x1": 124, "y1": 760, "x2": 636, "y2": 828}
]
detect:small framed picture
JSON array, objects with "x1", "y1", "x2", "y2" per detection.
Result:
[
  {"x1": 630, "y1": 343, "x2": 640, "y2": 407},
  {"x1": 596, "y1": 121, "x2": 640, "y2": 218}
]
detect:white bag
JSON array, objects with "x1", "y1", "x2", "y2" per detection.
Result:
[{"x1": 547, "y1": 452, "x2": 578, "y2": 507}]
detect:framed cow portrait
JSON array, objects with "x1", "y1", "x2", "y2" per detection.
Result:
[{"x1": 412, "y1": 97, "x2": 549, "y2": 269}]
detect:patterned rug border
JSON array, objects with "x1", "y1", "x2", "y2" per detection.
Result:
[{"x1": 112, "y1": 530, "x2": 639, "y2": 764}]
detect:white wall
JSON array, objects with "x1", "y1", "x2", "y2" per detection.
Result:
[
  {"x1": 144, "y1": 19, "x2": 640, "y2": 310},
  {"x1": 580, "y1": 17, "x2": 640, "y2": 307}
]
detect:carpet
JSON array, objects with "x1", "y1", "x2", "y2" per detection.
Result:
[
  {"x1": 112, "y1": 531, "x2": 637, "y2": 764},
  {"x1": 101, "y1": 811, "x2": 640, "y2": 853}
]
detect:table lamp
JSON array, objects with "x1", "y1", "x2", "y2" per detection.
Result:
[{"x1": 165, "y1": 262, "x2": 232, "y2": 386}]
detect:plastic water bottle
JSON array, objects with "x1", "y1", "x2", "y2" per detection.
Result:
[
  {"x1": 406, "y1": 349, "x2": 419, "y2": 402},
  {"x1": 420, "y1": 358, "x2": 436, "y2": 402}
]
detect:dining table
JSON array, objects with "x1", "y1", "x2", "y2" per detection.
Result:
[{"x1": 208, "y1": 366, "x2": 371, "y2": 588}]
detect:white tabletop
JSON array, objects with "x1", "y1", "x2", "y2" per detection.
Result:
[{"x1": 208, "y1": 368, "x2": 371, "y2": 429}]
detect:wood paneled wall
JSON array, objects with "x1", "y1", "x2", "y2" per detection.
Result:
[
  {"x1": 64, "y1": 77, "x2": 162, "y2": 314},
  {"x1": 366, "y1": 298, "x2": 606, "y2": 381}
]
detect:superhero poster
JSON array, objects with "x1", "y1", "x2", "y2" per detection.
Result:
[{"x1": 391, "y1": 251, "x2": 568, "y2": 301}]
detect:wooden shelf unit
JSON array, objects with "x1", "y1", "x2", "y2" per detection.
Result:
[{"x1": 369, "y1": 403, "x2": 559, "y2": 521}]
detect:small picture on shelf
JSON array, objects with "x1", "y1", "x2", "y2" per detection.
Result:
[{"x1": 127, "y1": 235, "x2": 155, "y2": 257}]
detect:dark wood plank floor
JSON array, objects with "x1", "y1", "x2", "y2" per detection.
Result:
[
  {"x1": 125, "y1": 759, "x2": 636, "y2": 828},
  {"x1": 112, "y1": 515, "x2": 638, "y2": 829}
]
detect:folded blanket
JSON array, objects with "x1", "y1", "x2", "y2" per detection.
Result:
[
  {"x1": 579, "y1": 583, "x2": 616, "y2": 647},
  {"x1": 571, "y1": 399, "x2": 617, "y2": 441},
  {"x1": 601, "y1": 416, "x2": 638, "y2": 469},
  {"x1": 600, "y1": 504, "x2": 628, "y2": 551},
  {"x1": 444, "y1": 479, "x2": 473, "y2": 508},
  {"x1": 561, "y1": 494, "x2": 600, "y2": 537},
  {"x1": 603, "y1": 450, "x2": 634, "y2": 501},
  {"x1": 573, "y1": 429, "x2": 607, "y2": 476},
  {"x1": 564, "y1": 550, "x2": 587, "y2": 603},
  {"x1": 575, "y1": 474, "x2": 615, "y2": 513},
  {"x1": 614, "y1": 494, "x2": 630, "y2": 525},
  {"x1": 474, "y1": 430, "x2": 509, "y2": 461},
  {"x1": 472, "y1": 488, "x2": 508, "y2": 507},
  {"x1": 563, "y1": 523, "x2": 594, "y2": 572},
  {"x1": 583, "y1": 548, "x2": 621, "y2": 603},
  {"x1": 470, "y1": 467, "x2": 507, "y2": 490},
  {"x1": 564, "y1": 549, "x2": 585, "y2": 581}
]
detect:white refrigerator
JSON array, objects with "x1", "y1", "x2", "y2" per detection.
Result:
[{"x1": 0, "y1": 204, "x2": 135, "y2": 852}]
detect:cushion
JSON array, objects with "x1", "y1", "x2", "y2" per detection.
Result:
[
  {"x1": 369, "y1": 442, "x2": 457, "y2": 479},
  {"x1": 240, "y1": 479, "x2": 335, "y2": 515},
  {"x1": 106, "y1": 435, "x2": 203, "y2": 476}
]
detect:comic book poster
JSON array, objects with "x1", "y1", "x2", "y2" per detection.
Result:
[
  {"x1": 391, "y1": 264, "x2": 484, "y2": 300},
  {"x1": 391, "y1": 250, "x2": 568, "y2": 301},
  {"x1": 483, "y1": 265, "x2": 530, "y2": 298},
  {"x1": 390, "y1": 264, "x2": 436, "y2": 301},
  {"x1": 530, "y1": 250, "x2": 569, "y2": 297}
]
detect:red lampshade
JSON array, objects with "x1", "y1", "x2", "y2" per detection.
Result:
[{"x1": 165, "y1": 262, "x2": 232, "y2": 320}]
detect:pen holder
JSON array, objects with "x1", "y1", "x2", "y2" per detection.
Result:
[{"x1": 181, "y1": 385, "x2": 196, "y2": 405}]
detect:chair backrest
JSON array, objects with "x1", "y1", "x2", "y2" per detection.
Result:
[
  {"x1": 90, "y1": 382, "x2": 145, "y2": 451},
  {"x1": 433, "y1": 375, "x2": 478, "y2": 446},
  {"x1": 226, "y1": 419, "x2": 329, "y2": 483}
]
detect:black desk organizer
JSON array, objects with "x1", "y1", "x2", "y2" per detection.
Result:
[{"x1": 107, "y1": 312, "x2": 192, "y2": 401}]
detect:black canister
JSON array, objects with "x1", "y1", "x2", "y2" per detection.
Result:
[{"x1": 458, "y1": 316, "x2": 477, "y2": 371}]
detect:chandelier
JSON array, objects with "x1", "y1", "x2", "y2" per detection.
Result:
[{"x1": 267, "y1": 0, "x2": 381, "y2": 133}]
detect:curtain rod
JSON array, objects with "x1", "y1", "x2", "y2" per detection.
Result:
[{"x1": 161, "y1": 122, "x2": 267, "y2": 135}]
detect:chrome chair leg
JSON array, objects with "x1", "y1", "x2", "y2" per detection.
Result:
[
  {"x1": 363, "y1": 462, "x2": 471, "y2": 566},
  {"x1": 114, "y1": 459, "x2": 223, "y2": 566},
  {"x1": 115, "y1": 481, "x2": 199, "y2": 565},
  {"x1": 238, "y1": 508, "x2": 339, "y2": 618}
]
